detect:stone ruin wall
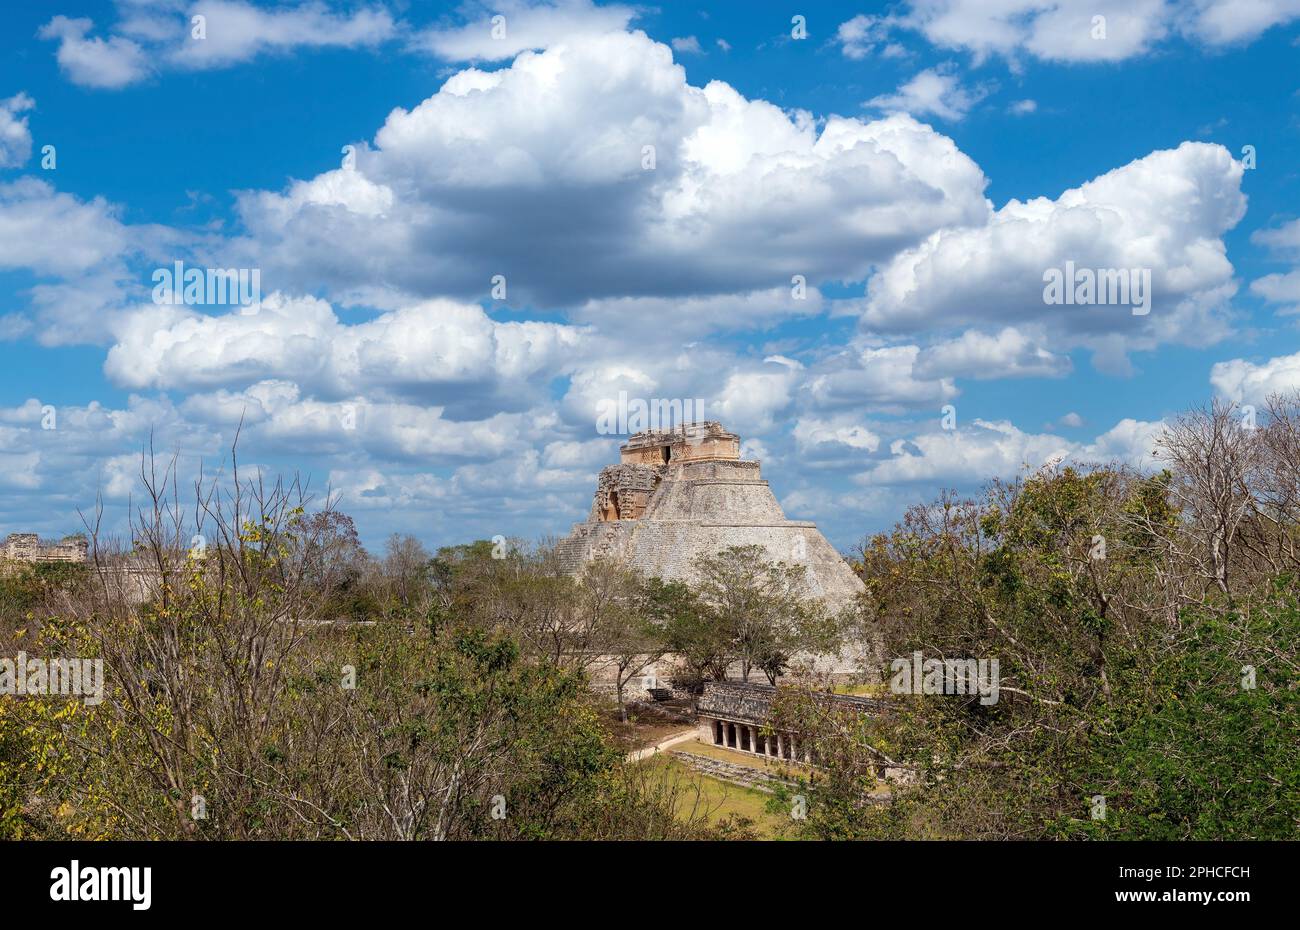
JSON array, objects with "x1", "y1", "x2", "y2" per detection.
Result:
[{"x1": 1, "y1": 533, "x2": 89, "y2": 564}]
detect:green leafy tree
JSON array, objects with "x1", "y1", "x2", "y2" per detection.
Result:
[{"x1": 693, "y1": 545, "x2": 839, "y2": 683}]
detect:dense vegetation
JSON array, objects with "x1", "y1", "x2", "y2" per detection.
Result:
[
  {"x1": 0, "y1": 465, "x2": 817, "y2": 839},
  {"x1": 2, "y1": 397, "x2": 1297, "y2": 840},
  {"x1": 777, "y1": 398, "x2": 1299, "y2": 839}
]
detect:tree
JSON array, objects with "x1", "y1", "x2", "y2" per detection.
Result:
[
  {"x1": 693, "y1": 545, "x2": 836, "y2": 683},
  {"x1": 598, "y1": 577, "x2": 672, "y2": 721},
  {"x1": 379, "y1": 533, "x2": 434, "y2": 620},
  {"x1": 297, "y1": 509, "x2": 375, "y2": 621},
  {"x1": 656, "y1": 579, "x2": 727, "y2": 690}
]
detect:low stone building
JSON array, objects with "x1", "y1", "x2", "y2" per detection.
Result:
[
  {"x1": 557, "y1": 421, "x2": 865, "y2": 613},
  {"x1": 696, "y1": 680, "x2": 884, "y2": 765},
  {"x1": 1, "y1": 533, "x2": 88, "y2": 564}
]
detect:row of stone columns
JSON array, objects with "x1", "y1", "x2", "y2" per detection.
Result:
[{"x1": 711, "y1": 718, "x2": 810, "y2": 763}]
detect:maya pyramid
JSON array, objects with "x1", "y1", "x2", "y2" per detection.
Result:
[{"x1": 557, "y1": 422, "x2": 865, "y2": 611}]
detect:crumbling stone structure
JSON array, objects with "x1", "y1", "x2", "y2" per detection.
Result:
[
  {"x1": 593, "y1": 464, "x2": 660, "y2": 521},
  {"x1": 557, "y1": 421, "x2": 866, "y2": 612},
  {"x1": 1, "y1": 533, "x2": 88, "y2": 564}
]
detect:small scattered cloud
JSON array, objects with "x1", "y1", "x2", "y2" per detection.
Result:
[
  {"x1": 40, "y1": 2, "x2": 397, "y2": 90},
  {"x1": 1250, "y1": 271, "x2": 1300, "y2": 315},
  {"x1": 38, "y1": 16, "x2": 150, "y2": 89},
  {"x1": 1251, "y1": 219, "x2": 1300, "y2": 315},
  {"x1": 1252, "y1": 218, "x2": 1300, "y2": 258},
  {"x1": 671, "y1": 35, "x2": 703, "y2": 54},
  {"x1": 0, "y1": 93, "x2": 35, "y2": 168},
  {"x1": 866, "y1": 64, "x2": 990, "y2": 121},
  {"x1": 836, "y1": 13, "x2": 907, "y2": 60},
  {"x1": 1196, "y1": 115, "x2": 1229, "y2": 136},
  {"x1": 856, "y1": 0, "x2": 1300, "y2": 65}
]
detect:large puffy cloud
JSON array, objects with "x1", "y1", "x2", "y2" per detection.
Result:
[
  {"x1": 234, "y1": 30, "x2": 991, "y2": 308},
  {"x1": 713, "y1": 357, "x2": 804, "y2": 435},
  {"x1": 861, "y1": 142, "x2": 1247, "y2": 370},
  {"x1": 105, "y1": 293, "x2": 588, "y2": 406},
  {"x1": 562, "y1": 350, "x2": 827, "y2": 447}
]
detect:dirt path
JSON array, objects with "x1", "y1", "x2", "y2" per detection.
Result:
[{"x1": 625, "y1": 728, "x2": 699, "y2": 763}]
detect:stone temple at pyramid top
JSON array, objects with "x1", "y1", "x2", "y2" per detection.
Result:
[
  {"x1": 556, "y1": 421, "x2": 865, "y2": 612},
  {"x1": 618, "y1": 421, "x2": 740, "y2": 466}
]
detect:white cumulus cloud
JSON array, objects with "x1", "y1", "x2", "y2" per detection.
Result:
[
  {"x1": 861, "y1": 142, "x2": 1247, "y2": 371},
  {"x1": 866, "y1": 65, "x2": 989, "y2": 121},
  {"x1": 0, "y1": 93, "x2": 35, "y2": 168},
  {"x1": 234, "y1": 30, "x2": 992, "y2": 307}
]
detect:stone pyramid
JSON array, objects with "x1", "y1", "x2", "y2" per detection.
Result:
[{"x1": 556, "y1": 422, "x2": 865, "y2": 612}]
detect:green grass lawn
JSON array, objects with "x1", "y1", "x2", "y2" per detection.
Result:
[
  {"x1": 834, "y1": 682, "x2": 888, "y2": 696},
  {"x1": 644, "y1": 756, "x2": 801, "y2": 839}
]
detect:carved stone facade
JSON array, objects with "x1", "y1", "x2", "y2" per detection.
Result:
[
  {"x1": 1, "y1": 533, "x2": 88, "y2": 564},
  {"x1": 593, "y1": 463, "x2": 660, "y2": 522},
  {"x1": 558, "y1": 421, "x2": 866, "y2": 613}
]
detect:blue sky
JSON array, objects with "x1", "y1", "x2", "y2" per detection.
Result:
[{"x1": 1, "y1": 0, "x2": 1298, "y2": 553}]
